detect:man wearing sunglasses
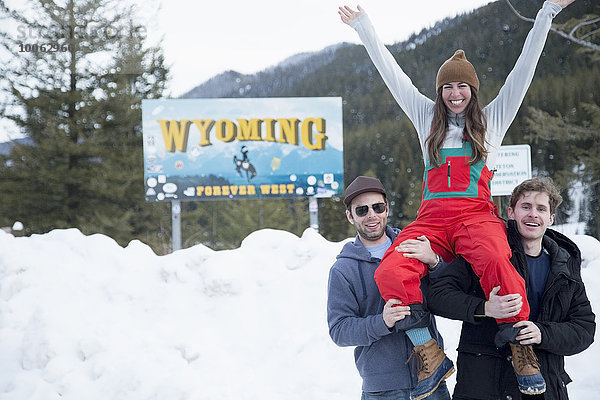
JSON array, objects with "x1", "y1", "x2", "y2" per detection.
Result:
[{"x1": 327, "y1": 176, "x2": 450, "y2": 400}]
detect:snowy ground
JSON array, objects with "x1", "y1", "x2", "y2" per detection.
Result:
[{"x1": 0, "y1": 227, "x2": 598, "y2": 399}]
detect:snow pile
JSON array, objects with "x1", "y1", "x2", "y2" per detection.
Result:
[
  {"x1": 0, "y1": 227, "x2": 598, "y2": 399},
  {"x1": 571, "y1": 235, "x2": 600, "y2": 269}
]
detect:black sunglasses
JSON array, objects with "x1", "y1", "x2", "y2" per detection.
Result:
[{"x1": 354, "y1": 202, "x2": 387, "y2": 217}]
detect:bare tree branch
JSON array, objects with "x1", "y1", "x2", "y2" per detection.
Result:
[{"x1": 505, "y1": 0, "x2": 600, "y2": 51}]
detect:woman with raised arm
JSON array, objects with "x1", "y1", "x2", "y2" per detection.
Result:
[{"x1": 339, "y1": 1, "x2": 576, "y2": 399}]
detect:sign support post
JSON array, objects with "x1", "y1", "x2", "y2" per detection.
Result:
[
  {"x1": 309, "y1": 196, "x2": 319, "y2": 232},
  {"x1": 171, "y1": 199, "x2": 181, "y2": 251}
]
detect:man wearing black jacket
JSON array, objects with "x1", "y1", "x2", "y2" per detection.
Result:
[{"x1": 427, "y1": 177, "x2": 595, "y2": 399}]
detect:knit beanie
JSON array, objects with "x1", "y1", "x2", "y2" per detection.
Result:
[
  {"x1": 343, "y1": 176, "x2": 386, "y2": 207},
  {"x1": 435, "y1": 49, "x2": 479, "y2": 92}
]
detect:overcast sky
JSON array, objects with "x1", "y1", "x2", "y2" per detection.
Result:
[
  {"x1": 151, "y1": 0, "x2": 495, "y2": 97},
  {"x1": 0, "y1": 0, "x2": 495, "y2": 142}
]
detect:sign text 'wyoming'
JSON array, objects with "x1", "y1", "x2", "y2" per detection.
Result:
[{"x1": 158, "y1": 117, "x2": 328, "y2": 152}]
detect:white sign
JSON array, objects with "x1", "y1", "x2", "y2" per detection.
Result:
[{"x1": 491, "y1": 145, "x2": 532, "y2": 196}]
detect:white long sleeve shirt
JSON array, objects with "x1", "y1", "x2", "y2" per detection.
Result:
[{"x1": 349, "y1": 1, "x2": 562, "y2": 170}]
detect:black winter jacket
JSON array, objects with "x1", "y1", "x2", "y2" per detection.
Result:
[{"x1": 427, "y1": 220, "x2": 595, "y2": 400}]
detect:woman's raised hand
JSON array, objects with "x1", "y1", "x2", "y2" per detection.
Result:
[
  {"x1": 338, "y1": 5, "x2": 363, "y2": 25},
  {"x1": 548, "y1": 0, "x2": 576, "y2": 8}
]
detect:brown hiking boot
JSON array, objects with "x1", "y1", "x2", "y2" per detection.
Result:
[
  {"x1": 407, "y1": 339, "x2": 454, "y2": 400},
  {"x1": 509, "y1": 343, "x2": 546, "y2": 394}
]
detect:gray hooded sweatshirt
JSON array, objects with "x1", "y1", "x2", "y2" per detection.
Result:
[{"x1": 327, "y1": 226, "x2": 444, "y2": 392}]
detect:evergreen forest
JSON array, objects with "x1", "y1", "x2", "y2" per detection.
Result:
[{"x1": 1, "y1": 0, "x2": 598, "y2": 253}]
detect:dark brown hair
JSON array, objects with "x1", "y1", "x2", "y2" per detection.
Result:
[
  {"x1": 510, "y1": 177, "x2": 563, "y2": 214},
  {"x1": 426, "y1": 86, "x2": 488, "y2": 167}
]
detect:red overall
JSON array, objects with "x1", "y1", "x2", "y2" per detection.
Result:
[{"x1": 375, "y1": 143, "x2": 529, "y2": 323}]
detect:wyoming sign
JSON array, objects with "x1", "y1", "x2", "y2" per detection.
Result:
[{"x1": 141, "y1": 97, "x2": 343, "y2": 201}]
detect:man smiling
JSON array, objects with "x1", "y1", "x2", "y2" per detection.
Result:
[
  {"x1": 508, "y1": 189, "x2": 554, "y2": 255},
  {"x1": 427, "y1": 177, "x2": 596, "y2": 399},
  {"x1": 327, "y1": 176, "x2": 451, "y2": 400}
]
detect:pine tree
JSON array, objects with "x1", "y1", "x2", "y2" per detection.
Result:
[
  {"x1": 181, "y1": 198, "x2": 310, "y2": 250},
  {"x1": 0, "y1": 0, "x2": 170, "y2": 250},
  {"x1": 524, "y1": 103, "x2": 600, "y2": 237}
]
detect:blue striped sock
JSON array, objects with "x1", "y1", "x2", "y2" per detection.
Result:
[{"x1": 406, "y1": 327, "x2": 432, "y2": 346}]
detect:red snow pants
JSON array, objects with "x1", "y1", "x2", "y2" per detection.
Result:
[{"x1": 375, "y1": 197, "x2": 529, "y2": 324}]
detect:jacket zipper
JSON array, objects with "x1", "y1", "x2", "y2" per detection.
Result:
[{"x1": 447, "y1": 160, "x2": 451, "y2": 188}]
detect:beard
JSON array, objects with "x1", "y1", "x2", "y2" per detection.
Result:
[{"x1": 355, "y1": 220, "x2": 386, "y2": 243}]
